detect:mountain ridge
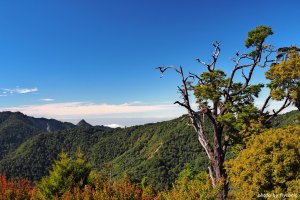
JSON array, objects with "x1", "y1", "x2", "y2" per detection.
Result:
[
  {"x1": 0, "y1": 110, "x2": 299, "y2": 189},
  {"x1": 0, "y1": 111, "x2": 76, "y2": 160}
]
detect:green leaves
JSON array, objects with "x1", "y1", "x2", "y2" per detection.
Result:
[
  {"x1": 37, "y1": 149, "x2": 92, "y2": 199},
  {"x1": 266, "y1": 49, "x2": 300, "y2": 103},
  {"x1": 160, "y1": 164, "x2": 221, "y2": 200},
  {"x1": 245, "y1": 25, "x2": 273, "y2": 48},
  {"x1": 194, "y1": 70, "x2": 227, "y2": 103}
]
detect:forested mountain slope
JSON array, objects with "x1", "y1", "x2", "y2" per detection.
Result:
[
  {"x1": 0, "y1": 111, "x2": 75, "y2": 160},
  {"x1": 0, "y1": 111, "x2": 298, "y2": 189}
]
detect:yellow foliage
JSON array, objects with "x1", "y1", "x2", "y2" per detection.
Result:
[
  {"x1": 226, "y1": 126, "x2": 300, "y2": 199},
  {"x1": 266, "y1": 50, "x2": 300, "y2": 102},
  {"x1": 158, "y1": 168, "x2": 222, "y2": 200},
  {"x1": 239, "y1": 118, "x2": 265, "y2": 142}
]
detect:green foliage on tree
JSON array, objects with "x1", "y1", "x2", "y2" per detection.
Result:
[
  {"x1": 0, "y1": 115, "x2": 213, "y2": 190},
  {"x1": 266, "y1": 48, "x2": 300, "y2": 109},
  {"x1": 0, "y1": 111, "x2": 300, "y2": 195},
  {"x1": 157, "y1": 25, "x2": 300, "y2": 199},
  {"x1": 159, "y1": 164, "x2": 222, "y2": 200},
  {"x1": 0, "y1": 111, "x2": 74, "y2": 153},
  {"x1": 245, "y1": 25, "x2": 273, "y2": 48},
  {"x1": 0, "y1": 110, "x2": 299, "y2": 193},
  {"x1": 37, "y1": 148, "x2": 92, "y2": 199},
  {"x1": 0, "y1": 125, "x2": 109, "y2": 181},
  {"x1": 271, "y1": 110, "x2": 300, "y2": 128},
  {"x1": 226, "y1": 126, "x2": 300, "y2": 199}
]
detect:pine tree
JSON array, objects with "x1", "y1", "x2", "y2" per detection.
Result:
[{"x1": 37, "y1": 148, "x2": 92, "y2": 199}]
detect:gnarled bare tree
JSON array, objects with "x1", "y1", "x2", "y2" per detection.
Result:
[{"x1": 157, "y1": 26, "x2": 300, "y2": 199}]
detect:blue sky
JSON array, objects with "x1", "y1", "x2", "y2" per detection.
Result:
[{"x1": 0, "y1": 0, "x2": 299, "y2": 126}]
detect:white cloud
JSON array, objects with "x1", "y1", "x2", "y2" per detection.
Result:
[
  {"x1": 105, "y1": 124, "x2": 125, "y2": 128},
  {"x1": 40, "y1": 98, "x2": 55, "y2": 102},
  {"x1": 0, "y1": 101, "x2": 183, "y2": 120},
  {"x1": 80, "y1": 117, "x2": 174, "y2": 127},
  {"x1": 1, "y1": 96, "x2": 295, "y2": 126},
  {"x1": 128, "y1": 101, "x2": 142, "y2": 105},
  {"x1": 2, "y1": 87, "x2": 38, "y2": 95},
  {"x1": 255, "y1": 98, "x2": 297, "y2": 114}
]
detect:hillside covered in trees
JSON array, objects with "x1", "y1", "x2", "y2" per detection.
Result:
[{"x1": 0, "y1": 110, "x2": 299, "y2": 191}]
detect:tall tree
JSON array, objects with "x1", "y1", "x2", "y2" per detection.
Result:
[
  {"x1": 157, "y1": 26, "x2": 300, "y2": 199},
  {"x1": 38, "y1": 149, "x2": 92, "y2": 199}
]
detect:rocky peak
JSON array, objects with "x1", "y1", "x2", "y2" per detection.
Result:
[{"x1": 76, "y1": 119, "x2": 92, "y2": 128}]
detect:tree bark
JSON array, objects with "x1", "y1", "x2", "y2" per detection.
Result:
[{"x1": 196, "y1": 125, "x2": 228, "y2": 200}]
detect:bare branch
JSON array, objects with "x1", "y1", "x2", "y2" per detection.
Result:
[
  {"x1": 167, "y1": 66, "x2": 215, "y2": 161},
  {"x1": 156, "y1": 66, "x2": 180, "y2": 77},
  {"x1": 258, "y1": 47, "x2": 276, "y2": 67},
  {"x1": 174, "y1": 100, "x2": 188, "y2": 109},
  {"x1": 189, "y1": 72, "x2": 204, "y2": 85},
  {"x1": 227, "y1": 51, "x2": 262, "y2": 98},
  {"x1": 241, "y1": 69, "x2": 249, "y2": 82},
  {"x1": 238, "y1": 63, "x2": 258, "y2": 92},
  {"x1": 196, "y1": 41, "x2": 221, "y2": 72},
  {"x1": 224, "y1": 54, "x2": 250, "y2": 103},
  {"x1": 211, "y1": 41, "x2": 221, "y2": 70},
  {"x1": 265, "y1": 97, "x2": 291, "y2": 123},
  {"x1": 260, "y1": 95, "x2": 271, "y2": 114},
  {"x1": 224, "y1": 46, "x2": 275, "y2": 105},
  {"x1": 196, "y1": 59, "x2": 213, "y2": 72}
]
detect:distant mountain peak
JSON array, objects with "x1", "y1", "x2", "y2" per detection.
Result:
[{"x1": 76, "y1": 119, "x2": 92, "y2": 128}]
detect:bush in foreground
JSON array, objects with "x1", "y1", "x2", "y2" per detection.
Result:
[{"x1": 226, "y1": 126, "x2": 300, "y2": 199}]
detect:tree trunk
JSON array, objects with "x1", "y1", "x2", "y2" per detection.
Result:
[
  {"x1": 190, "y1": 112, "x2": 229, "y2": 199},
  {"x1": 208, "y1": 153, "x2": 228, "y2": 199},
  {"x1": 206, "y1": 127, "x2": 228, "y2": 200}
]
